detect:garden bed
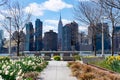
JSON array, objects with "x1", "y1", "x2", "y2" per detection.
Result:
[
  {"x1": 68, "y1": 61, "x2": 120, "y2": 80},
  {"x1": 88, "y1": 56, "x2": 120, "y2": 73},
  {"x1": 87, "y1": 63, "x2": 119, "y2": 74},
  {"x1": 0, "y1": 56, "x2": 48, "y2": 80}
]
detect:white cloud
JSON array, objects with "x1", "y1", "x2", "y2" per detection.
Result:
[
  {"x1": 24, "y1": 0, "x2": 73, "y2": 16},
  {"x1": 43, "y1": 19, "x2": 71, "y2": 34},
  {"x1": 43, "y1": 19, "x2": 88, "y2": 35},
  {"x1": 45, "y1": 19, "x2": 71, "y2": 26},
  {"x1": 24, "y1": 3, "x2": 44, "y2": 16},
  {"x1": 43, "y1": 0, "x2": 73, "y2": 12},
  {"x1": 43, "y1": 25, "x2": 58, "y2": 34},
  {"x1": 78, "y1": 0, "x2": 90, "y2": 1},
  {"x1": 62, "y1": 19, "x2": 71, "y2": 25},
  {"x1": 77, "y1": 0, "x2": 98, "y2": 2},
  {"x1": 44, "y1": 20, "x2": 58, "y2": 26}
]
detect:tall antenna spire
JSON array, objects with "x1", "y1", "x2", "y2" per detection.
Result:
[{"x1": 60, "y1": 11, "x2": 61, "y2": 21}]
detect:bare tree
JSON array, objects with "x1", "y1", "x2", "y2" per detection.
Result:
[
  {"x1": 79, "y1": 31, "x2": 85, "y2": 44},
  {"x1": 99, "y1": 0, "x2": 120, "y2": 56},
  {"x1": 74, "y1": 1, "x2": 103, "y2": 56},
  {"x1": 102, "y1": 0, "x2": 120, "y2": 9},
  {"x1": 0, "y1": 0, "x2": 8, "y2": 6},
  {"x1": 0, "y1": 1, "x2": 31, "y2": 56}
]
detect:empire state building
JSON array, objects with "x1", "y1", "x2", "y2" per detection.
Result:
[{"x1": 58, "y1": 14, "x2": 63, "y2": 50}]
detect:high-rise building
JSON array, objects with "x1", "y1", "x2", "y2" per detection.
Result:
[
  {"x1": 0, "y1": 30, "x2": 3, "y2": 40},
  {"x1": 88, "y1": 23, "x2": 111, "y2": 51},
  {"x1": 58, "y1": 14, "x2": 63, "y2": 50},
  {"x1": 0, "y1": 30, "x2": 4, "y2": 51},
  {"x1": 35, "y1": 19, "x2": 43, "y2": 51},
  {"x1": 62, "y1": 21, "x2": 79, "y2": 51},
  {"x1": 78, "y1": 32, "x2": 88, "y2": 45},
  {"x1": 114, "y1": 26, "x2": 120, "y2": 51},
  {"x1": 25, "y1": 22, "x2": 34, "y2": 51},
  {"x1": 19, "y1": 31, "x2": 26, "y2": 51},
  {"x1": 69, "y1": 21, "x2": 79, "y2": 50},
  {"x1": 12, "y1": 30, "x2": 26, "y2": 51},
  {"x1": 43, "y1": 30, "x2": 57, "y2": 51},
  {"x1": 62, "y1": 24, "x2": 71, "y2": 51}
]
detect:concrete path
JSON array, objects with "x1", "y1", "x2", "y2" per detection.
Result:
[{"x1": 37, "y1": 61, "x2": 77, "y2": 80}]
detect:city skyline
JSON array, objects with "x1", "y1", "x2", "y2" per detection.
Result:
[{"x1": 0, "y1": 0, "x2": 89, "y2": 38}]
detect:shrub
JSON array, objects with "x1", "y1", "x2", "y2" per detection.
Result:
[
  {"x1": 105, "y1": 56, "x2": 120, "y2": 73},
  {"x1": 110, "y1": 60, "x2": 120, "y2": 73},
  {"x1": 79, "y1": 72, "x2": 95, "y2": 80},
  {"x1": 0, "y1": 56, "x2": 10, "y2": 62},
  {"x1": 53, "y1": 56, "x2": 61, "y2": 61},
  {"x1": 67, "y1": 61, "x2": 74, "y2": 67},
  {"x1": 82, "y1": 65, "x2": 92, "y2": 73},
  {"x1": 70, "y1": 62, "x2": 82, "y2": 69},
  {"x1": 23, "y1": 72, "x2": 39, "y2": 80},
  {"x1": 73, "y1": 55, "x2": 81, "y2": 61},
  {"x1": 0, "y1": 56, "x2": 48, "y2": 80},
  {"x1": 72, "y1": 70, "x2": 80, "y2": 77},
  {"x1": 68, "y1": 61, "x2": 120, "y2": 80}
]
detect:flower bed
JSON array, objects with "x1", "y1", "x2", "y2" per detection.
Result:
[
  {"x1": 0, "y1": 56, "x2": 48, "y2": 80},
  {"x1": 68, "y1": 61, "x2": 120, "y2": 80},
  {"x1": 89, "y1": 56, "x2": 120, "y2": 73}
]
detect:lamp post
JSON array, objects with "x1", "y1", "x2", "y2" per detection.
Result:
[
  {"x1": 6, "y1": 17, "x2": 11, "y2": 56},
  {"x1": 101, "y1": 17, "x2": 107, "y2": 57},
  {"x1": 101, "y1": 18, "x2": 104, "y2": 57}
]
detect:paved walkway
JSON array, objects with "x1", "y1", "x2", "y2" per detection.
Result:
[{"x1": 37, "y1": 61, "x2": 77, "y2": 80}]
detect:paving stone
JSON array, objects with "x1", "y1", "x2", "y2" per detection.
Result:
[{"x1": 37, "y1": 61, "x2": 77, "y2": 80}]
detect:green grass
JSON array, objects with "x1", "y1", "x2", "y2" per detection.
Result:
[{"x1": 89, "y1": 60, "x2": 112, "y2": 71}]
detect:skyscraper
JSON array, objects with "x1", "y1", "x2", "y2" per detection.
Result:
[
  {"x1": 19, "y1": 31, "x2": 26, "y2": 51},
  {"x1": 35, "y1": 19, "x2": 43, "y2": 51},
  {"x1": 25, "y1": 22, "x2": 34, "y2": 51},
  {"x1": 88, "y1": 23, "x2": 111, "y2": 51},
  {"x1": 0, "y1": 30, "x2": 4, "y2": 51},
  {"x1": 68, "y1": 21, "x2": 79, "y2": 50},
  {"x1": 58, "y1": 14, "x2": 63, "y2": 51},
  {"x1": 62, "y1": 21, "x2": 79, "y2": 51},
  {"x1": 43, "y1": 30, "x2": 57, "y2": 51},
  {"x1": 62, "y1": 24, "x2": 71, "y2": 51},
  {"x1": 114, "y1": 26, "x2": 120, "y2": 51},
  {"x1": 0, "y1": 30, "x2": 3, "y2": 40}
]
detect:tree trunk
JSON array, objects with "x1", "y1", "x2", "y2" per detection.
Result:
[
  {"x1": 93, "y1": 34, "x2": 97, "y2": 56},
  {"x1": 111, "y1": 36, "x2": 114, "y2": 56},
  {"x1": 111, "y1": 26, "x2": 114, "y2": 56},
  {"x1": 17, "y1": 41, "x2": 20, "y2": 56},
  {"x1": 17, "y1": 34, "x2": 20, "y2": 56}
]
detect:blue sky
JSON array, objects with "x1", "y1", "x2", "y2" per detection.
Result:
[
  {"x1": 21, "y1": 0, "x2": 89, "y2": 34},
  {"x1": 1, "y1": 0, "x2": 91, "y2": 38}
]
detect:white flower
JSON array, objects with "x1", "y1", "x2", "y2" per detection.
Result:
[
  {"x1": 0, "y1": 70, "x2": 2, "y2": 74},
  {"x1": 2, "y1": 64, "x2": 6, "y2": 69},
  {"x1": 16, "y1": 76, "x2": 22, "y2": 80},
  {"x1": 10, "y1": 72, "x2": 13, "y2": 76},
  {"x1": 0, "y1": 75, "x2": 3, "y2": 79},
  {"x1": 28, "y1": 60, "x2": 32, "y2": 65},
  {"x1": 21, "y1": 73, "x2": 24, "y2": 77},
  {"x1": 2, "y1": 61, "x2": 4, "y2": 63},
  {"x1": 10, "y1": 60, "x2": 12, "y2": 62},
  {"x1": 7, "y1": 66, "x2": 10, "y2": 69},
  {"x1": 18, "y1": 69, "x2": 22, "y2": 76},
  {"x1": 23, "y1": 62, "x2": 25, "y2": 64},
  {"x1": 5, "y1": 70, "x2": 9, "y2": 75}
]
